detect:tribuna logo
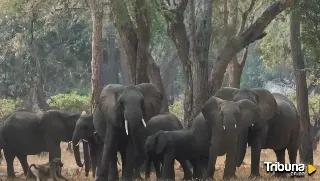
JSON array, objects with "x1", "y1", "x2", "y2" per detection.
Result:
[{"x1": 264, "y1": 162, "x2": 305, "y2": 177}]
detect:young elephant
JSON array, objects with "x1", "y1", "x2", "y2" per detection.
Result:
[
  {"x1": 143, "y1": 113, "x2": 192, "y2": 180},
  {"x1": 145, "y1": 129, "x2": 198, "y2": 181},
  {"x1": 201, "y1": 96, "x2": 260, "y2": 180}
]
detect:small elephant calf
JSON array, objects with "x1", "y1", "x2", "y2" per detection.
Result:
[{"x1": 145, "y1": 130, "x2": 200, "y2": 180}]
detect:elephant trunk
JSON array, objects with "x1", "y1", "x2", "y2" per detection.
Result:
[
  {"x1": 236, "y1": 129, "x2": 248, "y2": 167},
  {"x1": 83, "y1": 141, "x2": 90, "y2": 177},
  {"x1": 124, "y1": 110, "x2": 146, "y2": 159},
  {"x1": 72, "y1": 136, "x2": 83, "y2": 167}
]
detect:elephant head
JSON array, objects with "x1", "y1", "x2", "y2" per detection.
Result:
[
  {"x1": 202, "y1": 96, "x2": 260, "y2": 177},
  {"x1": 144, "y1": 130, "x2": 167, "y2": 155},
  {"x1": 99, "y1": 83, "x2": 163, "y2": 155},
  {"x1": 72, "y1": 111, "x2": 94, "y2": 175}
]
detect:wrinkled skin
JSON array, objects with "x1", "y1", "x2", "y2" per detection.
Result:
[
  {"x1": 94, "y1": 83, "x2": 163, "y2": 181},
  {"x1": 143, "y1": 113, "x2": 192, "y2": 180},
  {"x1": 214, "y1": 87, "x2": 277, "y2": 177},
  {"x1": 0, "y1": 110, "x2": 80, "y2": 179},
  {"x1": 201, "y1": 96, "x2": 260, "y2": 180}
]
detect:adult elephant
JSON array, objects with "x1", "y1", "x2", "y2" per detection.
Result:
[
  {"x1": 94, "y1": 83, "x2": 163, "y2": 181},
  {"x1": 214, "y1": 87, "x2": 277, "y2": 177},
  {"x1": 201, "y1": 96, "x2": 260, "y2": 180},
  {"x1": 0, "y1": 110, "x2": 81, "y2": 178}
]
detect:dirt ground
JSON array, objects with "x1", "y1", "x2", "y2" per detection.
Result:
[{"x1": 0, "y1": 143, "x2": 319, "y2": 181}]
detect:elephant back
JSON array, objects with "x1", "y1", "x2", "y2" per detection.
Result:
[
  {"x1": 146, "y1": 113, "x2": 183, "y2": 136},
  {"x1": 214, "y1": 87, "x2": 239, "y2": 101}
]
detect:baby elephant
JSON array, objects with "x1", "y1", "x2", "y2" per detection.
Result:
[
  {"x1": 27, "y1": 158, "x2": 68, "y2": 181},
  {"x1": 145, "y1": 130, "x2": 197, "y2": 181}
]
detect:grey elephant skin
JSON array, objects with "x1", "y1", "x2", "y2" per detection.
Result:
[
  {"x1": 214, "y1": 87, "x2": 300, "y2": 177},
  {"x1": 0, "y1": 110, "x2": 81, "y2": 179},
  {"x1": 94, "y1": 83, "x2": 163, "y2": 181},
  {"x1": 72, "y1": 108, "x2": 129, "y2": 180},
  {"x1": 201, "y1": 96, "x2": 260, "y2": 179},
  {"x1": 144, "y1": 113, "x2": 192, "y2": 180}
]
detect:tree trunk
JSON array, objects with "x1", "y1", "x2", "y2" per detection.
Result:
[
  {"x1": 290, "y1": 8, "x2": 313, "y2": 164},
  {"x1": 162, "y1": 53, "x2": 179, "y2": 105},
  {"x1": 119, "y1": 44, "x2": 132, "y2": 85},
  {"x1": 88, "y1": 0, "x2": 104, "y2": 111},
  {"x1": 106, "y1": 31, "x2": 119, "y2": 84},
  {"x1": 208, "y1": 0, "x2": 295, "y2": 96},
  {"x1": 148, "y1": 55, "x2": 169, "y2": 113},
  {"x1": 228, "y1": 57, "x2": 241, "y2": 88}
]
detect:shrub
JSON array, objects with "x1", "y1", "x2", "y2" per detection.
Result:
[
  {"x1": 0, "y1": 98, "x2": 22, "y2": 119},
  {"x1": 47, "y1": 91, "x2": 91, "y2": 113},
  {"x1": 169, "y1": 97, "x2": 184, "y2": 121}
]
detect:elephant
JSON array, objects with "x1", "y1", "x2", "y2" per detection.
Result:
[
  {"x1": 0, "y1": 110, "x2": 81, "y2": 179},
  {"x1": 94, "y1": 83, "x2": 163, "y2": 181},
  {"x1": 201, "y1": 96, "x2": 260, "y2": 180},
  {"x1": 214, "y1": 87, "x2": 278, "y2": 177},
  {"x1": 143, "y1": 113, "x2": 192, "y2": 180}
]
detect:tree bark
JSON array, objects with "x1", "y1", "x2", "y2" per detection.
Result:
[
  {"x1": 88, "y1": 0, "x2": 104, "y2": 111},
  {"x1": 290, "y1": 8, "x2": 313, "y2": 164},
  {"x1": 119, "y1": 44, "x2": 132, "y2": 85},
  {"x1": 208, "y1": 0, "x2": 295, "y2": 95},
  {"x1": 228, "y1": 57, "x2": 241, "y2": 88},
  {"x1": 105, "y1": 30, "x2": 119, "y2": 84},
  {"x1": 148, "y1": 55, "x2": 169, "y2": 113},
  {"x1": 162, "y1": 53, "x2": 179, "y2": 105}
]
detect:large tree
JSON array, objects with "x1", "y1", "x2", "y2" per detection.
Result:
[{"x1": 290, "y1": 3, "x2": 313, "y2": 164}]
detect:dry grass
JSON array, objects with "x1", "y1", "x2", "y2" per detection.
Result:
[{"x1": 0, "y1": 143, "x2": 319, "y2": 181}]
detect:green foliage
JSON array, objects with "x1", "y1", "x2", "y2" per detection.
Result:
[
  {"x1": 288, "y1": 94, "x2": 320, "y2": 122},
  {"x1": 0, "y1": 98, "x2": 22, "y2": 119},
  {"x1": 169, "y1": 98, "x2": 184, "y2": 121},
  {"x1": 47, "y1": 91, "x2": 90, "y2": 113}
]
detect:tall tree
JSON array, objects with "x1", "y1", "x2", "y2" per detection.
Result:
[
  {"x1": 290, "y1": 6, "x2": 313, "y2": 164},
  {"x1": 208, "y1": 0, "x2": 295, "y2": 95},
  {"x1": 88, "y1": 0, "x2": 104, "y2": 111}
]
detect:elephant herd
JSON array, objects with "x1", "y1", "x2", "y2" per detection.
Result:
[{"x1": 0, "y1": 83, "x2": 301, "y2": 181}]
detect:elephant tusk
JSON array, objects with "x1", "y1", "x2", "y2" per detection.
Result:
[
  {"x1": 235, "y1": 124, "x2": 237, "y2": 128},
  {"x1": 142, "y1": 118, "x2": 146, "y2": 127},
  {"x1": 125, "y1": 119, "x2": 129, "y2": 135},
  {"x1": 223, "y1": 126, "x2": 225, "y2": 130},
  {"x1": 252, "y1": 124, "x2": 254, "y2": 127},
  {"x1": 82, "y1": 139, "x2": 88, "y2": 143},
  {"x1": 93, "y1": 131, "x2": 97, "y2": 134}
]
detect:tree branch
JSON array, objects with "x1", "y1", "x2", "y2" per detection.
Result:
[
  {"x1": 237, "y1": 0, "x2": 256, "y2": 36},
  {"x1": 239, "y1": 46, "x2": 249, "y2": 70},
  {"x1": 208, "y1": 0, "x2": 295, "y2": 95}
]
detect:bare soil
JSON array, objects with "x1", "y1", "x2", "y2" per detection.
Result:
[{"x1": 0, "y1": 143, "x2": 319, "y2": 180}]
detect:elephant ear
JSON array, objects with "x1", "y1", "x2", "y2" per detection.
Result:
[
  {"x1": 214, "y1": 87, "x2": 239, "y2": 101},
  {"x1": 251, "y1": 88, "x2": 277, "y2": 122},
  {"x1": 98, "y1": 84, "x2": 124, "y2": 127},
  {"x1": 202, "y1": 96, "x2": 225, "y2": 123},
  {"x1": 235, "y1": 99, "x2": 260, "y2": 130},
  {"x1": 155, "y1": 130, "x2": 167, "y2": 154},
  {"x1": 136, "y1": 83, "x2": 163, "y2": 121}
]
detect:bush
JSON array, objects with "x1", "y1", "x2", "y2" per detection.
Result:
[
  {"x1": 47, "y1": 91, "x2": 91, "y2": 113},
  {"x1": 0, "y1": 98, "x2": 22, "y2": 119},
  {"x1": 169, "y1": 97, "x2": 184, "y2": 121}
]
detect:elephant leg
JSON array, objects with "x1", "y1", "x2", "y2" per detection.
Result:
[
  {"x1": 122, "y1": 139, "x2": 135, "y2": 181},
  {"x1": 249, "y1": 128, "x2": 267, "y2": 178},
  {"x1": 96, "y1": 126, "x2": 115, "y2": 181},
  {"x1": 223, "y1": 146, "x2": 237, "y2": 180},
  {"x1": 160, "y1": 149, "x2": 175, "y2": 181},
  {"x1": 190, "y1": 159, "x2": 200, "y2": 179},
  {"x1": 89, "y1": 143, "x2": 99, "y2": 178},
  {"x1": 204, "y1": 143, "x2": 219, "y2": 180},
  {"x1": 4, "y1": 151, "x2": 15, "y2": 178},
  {"x1": 287, "y1": 146, "x2": 298, "y2": 164},
  {"x1": 133, "y1": 156, "x2": 143, "y2": 180},
  {"x1": 177, "y1": 158, "x2": 192, "y2": 180},
  {"x1": 145, "y1": 155, "x2": 152, "y2": 179},
  {"x1": 108, "y1": 150, "x2": 119, "y2": 181},
  {"x1": 120, "y1": 149, "x2": 126, "y2": 178},
  {"x1": 17, "y1": 155, "x2": 35, "y2": 178},
  {"x1": 154, "y1": 159, "x2": 161, "y2": 179},
  {"x1": 274, "y1": 148, "x2": 286, "y2": 177}
]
